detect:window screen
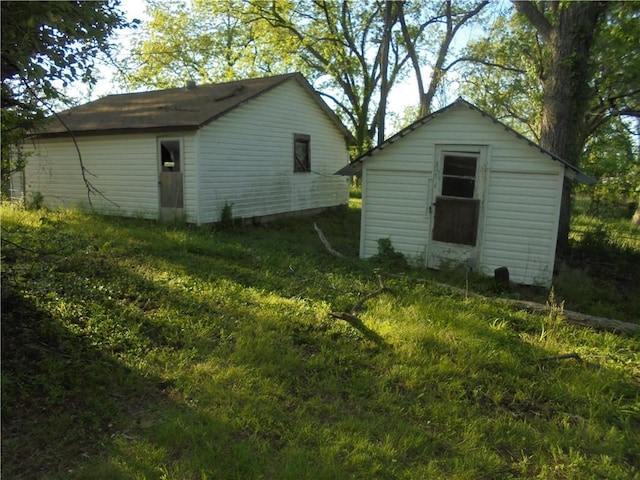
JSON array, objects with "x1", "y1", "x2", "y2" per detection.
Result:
[
  {"x1": 441, "y1": 155, "x2": 476, "y2": 198},
  {"x1": 294, "y1": 134, "x2": 310, "y2": 172}
]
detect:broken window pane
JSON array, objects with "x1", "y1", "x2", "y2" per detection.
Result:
[{"x1": 294, "y1": 134, "x2": 310, "y2": 172}]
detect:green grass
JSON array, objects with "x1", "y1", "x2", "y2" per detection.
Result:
[
  {"x1": 2, "y1": 200, "x2": 639, "y2": 479},
  {"x1": 554, "y1": 195, "x2": 640, "y2": 322}
]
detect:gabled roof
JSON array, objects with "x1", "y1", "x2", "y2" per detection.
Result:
[
  {"x1": 335, "y1": 98, "x2": 594, "y2": 184},
  {"x1": 35, "y1": 72, "x2": 354, "y2": 142}
]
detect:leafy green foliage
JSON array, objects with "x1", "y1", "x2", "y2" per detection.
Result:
[
  {"x1": 462, "y1": 1, "x2": 639, "y2": 244},
  {"x1": 126, "y1": 0, "x2": 286, "y2": 89},
  {"x1": 460, "y1": 11, "x2": 545, "y2": 141},
  {"x1": 557, "y1": 195, "x2": 640, "y2": 320},
  {"x1": 123, "y1": 1, "x2": 489, "y2": 153},
  {"x1": 1, "y1": 0, "x2": 130, "y2": 194},
  {"x1": 1, "y1": 202, "x2": 638, "y2": 479},
  {"x1": 578, "y1": 117, "x2": 640, "y2": 214},
  {"x1": 219, "y1": 201, "x2": 242, "y2": 229},
  {"x1": 461, "y1": 2, "x2": 639, "y2": 176},
  {"x1": 369, "y1": 237, "x2": 409, "y2": 270}
]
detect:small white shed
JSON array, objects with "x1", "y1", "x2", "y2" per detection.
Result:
[
  {"x1": 337, "y1": 98, "x2": 593, "y2": 287},
  {"x1": 24, "y1": 73, "x2": 353, "y2": 223}
]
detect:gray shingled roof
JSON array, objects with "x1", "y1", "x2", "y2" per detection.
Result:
[{"x1": 35, "y1": 72, "x2": 354, "y2": 141}]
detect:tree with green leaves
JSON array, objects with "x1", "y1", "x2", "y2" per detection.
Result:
[
  {"x1": 1, "y1": 0, "x2": 130, "y2": 198},
  {"x1": 125, "y1": 0, "x2": 403, "y2": 151},
  {"x1": 462, "y1": 1, "x2": 639, "y2": 251},
  {"x1": 124, "y1": 0, "x2": 288, "y2": 89},
  {"x1": 399, "y1": 0, "x2": 489, "y2": 117},
  {"x1": 123, "y1": 0, "x2": 488, "y2": 153}
]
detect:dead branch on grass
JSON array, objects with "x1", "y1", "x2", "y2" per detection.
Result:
[
  {"x1": 536, "y1": 353, "x2": 582, "y2": 363},
  {"x1": 423, "y1": 280, "x2": 639, "y2": 335},
  {"x1": 329, "y1": 276, "x2": 394, "y2": 345},
  {"x1": 349, "y1": 275, "x2": 394, "y2": 315},
  {"x1": 313, "y1": 222, "x2": 343, "y2": 258},
  {"x1": 330, "y1": 275, "x2": 394, "y2": 319}
]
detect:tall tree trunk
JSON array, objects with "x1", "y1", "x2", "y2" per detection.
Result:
[
  {"x1": 398, "y1": 0, "x2": 488, "y2": 117},
  {"x1": 377, "y1": 1, "x2": 396, "y2": 144},
  {"x1": 421, "y1": 1, "x2": 453, "y2": 116},
  {"x1": 515, "y1": 1, "x2": 607, "y2": 257},
  {"x1": 396, "y1": 1, "x2": 425, "y2": 114}
]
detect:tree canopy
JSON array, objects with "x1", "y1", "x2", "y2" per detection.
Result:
[
  {"x1": 461, "y1": 1, "x2": 639, "y2": 242},
  {"x1": 463, "y1": 3, "x2": 639, "y2": 148},
  {"x1": 1, "y1": 0, "x2": 130, "y2": 193},
  {"x1": 122, "y1": 0, "x2": 489, "y2": 153}
]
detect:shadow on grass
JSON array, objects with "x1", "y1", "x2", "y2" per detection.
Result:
[
  {"x1": 2, "y1": 207, "x2": 638, "y2": 478},
  {"x1": 1, "y1": 290, "x2": 171, "y2": 479}
]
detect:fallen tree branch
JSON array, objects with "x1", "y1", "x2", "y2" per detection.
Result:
[
  {"x1": 424, "y1": 280, "x2": 639, "y2": 335},
  {"x1": 313, "y1": 222, "x2": 343, "y2": 258},
  {"x1": 329, "y1": 276, "x2": 394, "y2": 345},
  {"x1": 536, "y1": 353, "x2": 582, "y2": 363},
  {"x1": 350, "y1": 275, "x2": 393, "y2": 315},
  {"x1": 504, "y1": 299, "x2": 639, "y2": 335},
  {"x1": 329, "y1": 311, "x2": 362, "y2": 323},
  {"x1": 533, "y1": 352, "x2": 600, "y2": 369},
  {"x1": 330, "y1": 276, "x2": 394, "y2": 319}
]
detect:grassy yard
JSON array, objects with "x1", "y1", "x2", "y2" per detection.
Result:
[{"x1": 1, "y1": 199, "x2": 639, "y2": 479}]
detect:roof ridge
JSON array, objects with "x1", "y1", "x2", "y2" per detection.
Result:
[
  {"x1": 31, "y1": 72, "x2": 354, "y2": 142},
  {"x1": 98, "y1": 72, "x2": 300, "y2": 99},
  {"x1": 335, "y1": 98, "x2": 594, "y2": 184}
]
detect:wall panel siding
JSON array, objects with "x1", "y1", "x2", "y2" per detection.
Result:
[
  {"x1": 360, "y1": 103, "x2": 565, "y2": 286},
  {"x1": 363, "y1": 134, "x2": 435, "y2": 173},
  {"x1": 480, "y1": 171, "x2": 562, "y2": 285},
  {"x1": 196, "y1": 80, "x2": 349, "y2": 223},
  {"x1": 25, "y1": 132, "x2": 198, "y2": 221},
  {"x1": 360, "y1": 169, "x2": 430, "y2": 260}
]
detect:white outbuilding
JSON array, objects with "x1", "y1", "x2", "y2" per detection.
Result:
[
  {"x1": 22, "y1": 73, "x2": 353, "y2": 223},
  {"x1": 336, "y1": 98, "x2": 594, "y2": 287}
]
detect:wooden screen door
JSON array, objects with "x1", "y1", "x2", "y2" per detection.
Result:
[
  {"x1": 428, "y1": 147, "x2": 485, "y2": 269},
  {"x1": 158, "y1": 138, "x2": 184, "y2": 220}
]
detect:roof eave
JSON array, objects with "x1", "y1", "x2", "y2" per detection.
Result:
[
  {"x1": 564, "y1": 167, "x2": 596, "y2": 185},
  {"x1": 334, "y1": 160, "x2": 363, "y2": 176}
]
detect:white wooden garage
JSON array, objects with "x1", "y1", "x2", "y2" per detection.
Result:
[
  {"x1": 337, "y1": 98, "x2": 593, "y2": 287},
  {"x1": 24, "y1": 73, "x2": 352, "y2": 224}
]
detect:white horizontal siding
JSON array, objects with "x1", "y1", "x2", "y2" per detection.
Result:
[
  {"x1": 360, "y1": 169, "x2": 430, "y2": 260},
  {"x1": 364, "y1": 130, "x2": 435, "y2": 173},
  {"x1": 480, "y1": 171, "x2": 562, "y2": 286},
  {"x1": 25, "y1": 135, "x2": 157, "y2": 218},
  {"x1": 360, "y1": 102, "x2": 565, "y2": 286},
  {"x1": 372, "y1": 105, "x2": 564, "y2": 176},
  {"x1": 196, "y1": 80, "x2": 349, "y2": 223},
  {"x1": 25, "y1": 132, "x2": 198, "y2": 221}
]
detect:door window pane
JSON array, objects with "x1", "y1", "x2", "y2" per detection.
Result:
[
  {"x1": 443, "y1": 156, "x2": 476, "y2": 176},
  {"x1": 161, "y1": 140, "x2": 180, "y2": 172},
  {"x1": 442, "y1": 177, "x2": 475, "y2": 198},
  {"x1": 441, "y1": 155, "x2": 476, "y2": 198}
]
